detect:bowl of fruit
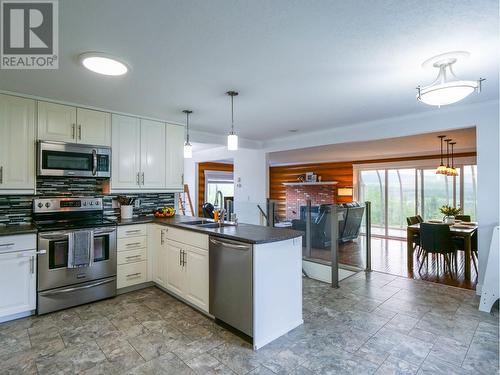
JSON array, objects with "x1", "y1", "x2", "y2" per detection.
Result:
[{"x1": 154, "y1": 207, "x2": 176, "y2": 218}]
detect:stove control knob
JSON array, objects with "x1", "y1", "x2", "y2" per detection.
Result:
[
  {"x1": 45, "y1": 202, "x2": 51, "y2": 208},
  {"x1": 89, "y1": 202, "x2": 93, "y2": 206},
  {"x1": 95, "y1": 201, "x2": 100, "y2": 206},
  {"x1": 83, "y1": 202, "x2": 87, "y2": 206},
  {"x1": 37, "y1": 203, "x2": 43, "y2": 208}
]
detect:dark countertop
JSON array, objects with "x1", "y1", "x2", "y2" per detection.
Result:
[
  {"x1": 114, "y1": 215, "x2": 303, "y2": 244},
  {"x1": 0, "y1": 224, "x2": 38, "y2": 237}
]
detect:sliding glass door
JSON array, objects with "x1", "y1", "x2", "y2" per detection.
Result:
[{"x1": 359, "y1": 164, "x2": 475, "y2": 239}]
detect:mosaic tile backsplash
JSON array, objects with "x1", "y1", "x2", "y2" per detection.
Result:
[{"x1": 0, "y1": 177, "x2": 175, "y2": 226}]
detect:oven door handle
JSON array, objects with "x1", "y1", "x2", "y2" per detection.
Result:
[
  {"x1": 38, "y1": 278, "x2": 115, "y2": 296},
  {"x1": 38, "y1": 233, "x2": 70, "y2": 240},
  {"x1": 92, "y1": 149, "x2": 98, "y2": 176},
  {"x1": 93, "y1": 227, "x2": 116, "y2": 235}
]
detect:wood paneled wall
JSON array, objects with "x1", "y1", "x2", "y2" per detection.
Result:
[
  {"x1": 269, "y1": 162, "x2": 353, "y2": 219},
  {"x1": 198, "y1": 162, "x2": 234, "y2": 215}
]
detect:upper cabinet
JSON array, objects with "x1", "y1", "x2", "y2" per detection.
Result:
[
  {"x1": 38, "y1": 101, "x2": 111, "y2": 146},
  {"x1": 0, "y1": 94, "x2": 35, "y2": 192},
  {"x1": 165, "y1": 124, "x2": 184, "y2": 191},
  {"x1": 76, "y1": 108, "x2": 111, "y2": 146},
  {"x1": 112, "y1": 115, "x2": 182, "y2": 192}
]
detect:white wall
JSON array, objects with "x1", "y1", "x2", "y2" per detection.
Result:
[
  {"x1": 184, "y1": 146, "x2": 268, "y2": 225},
  {"x1": 263, "y1": 100, "x2": 499, "y2": 294}
]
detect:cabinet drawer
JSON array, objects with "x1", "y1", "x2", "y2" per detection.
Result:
[
  {"x1": 0, "y1": 234, "x2": 36, "y2": 254},
  {"x1": 164, "y1": 226, "x2": 208, "y2": 250},
  {"x1": 117, "y1": 248, "x2": 147, "y2": 265},
  {"x1": 117, "y1": 225, "x2": 147, "y2": 238},
  {"x1": 117, "y1": 261, "x2": 147, "y2": 288},
  {"x1": 117, "y1": 236, "x2": 147, "y2": 252}
]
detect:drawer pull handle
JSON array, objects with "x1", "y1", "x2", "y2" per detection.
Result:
[
  {"x1": 126, "y1": 272, "x2": 141, "y2": 278},
  {"x1": 126, "y1": 242, "x2": 141, "y2": 247},
  {"x1": 125, "y1": 255, "x2": 142, "y2": 259},
  {"x1": 0, "y1": 243, "x2": 14, "y2": 247},
  {"x1": 126, "y1": 230, "x2": 141, "y2": 234}
]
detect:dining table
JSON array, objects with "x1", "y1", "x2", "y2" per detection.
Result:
[{"x1": 407, "y1": 221, "x2": 478, "y2": 281}]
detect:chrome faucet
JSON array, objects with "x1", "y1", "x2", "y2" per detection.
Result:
[{"x1": 214, "y1": 190, "x2": 225, "y2": 223}]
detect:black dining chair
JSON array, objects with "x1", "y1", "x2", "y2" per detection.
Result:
[
  {"x1": 419, "y1": 223, "x2": 458, "y2": 277},
  {"x1": 416, "y1": 215, "x2": 424, "y2": 223},
  {"x1": 407, "y1": 216, "x2": 421, "y2": 256},
  {"x1": 455, "y1": 215, "x2": 471, "y2": 222}
]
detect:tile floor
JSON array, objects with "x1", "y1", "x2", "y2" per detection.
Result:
[{"x1": 0, "y1": 272, "x2": 498, "y2": 374}]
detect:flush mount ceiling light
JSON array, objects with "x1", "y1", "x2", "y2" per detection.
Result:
[
  {"x1": 79, "y1": 52, "x2": 129, "y2": 76},
  {"x1": 183, "y1": 110, "x2": 193, "y2": 159},
  {"x1": 416, "y1": 51, "x2": 484, "y2": 107},
  {"x1": 226, "y1": 91, "x2": 239, "y2": 151}
]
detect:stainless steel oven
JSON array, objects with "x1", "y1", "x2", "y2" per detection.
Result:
[
  {"x1": 34, "y1": 197, "x2": 117, "y2": 314},
  {"x1": 37, "y1": 141, "x2": 111, "y2": 177}
]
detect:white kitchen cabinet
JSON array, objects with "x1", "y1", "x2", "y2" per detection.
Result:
[
  {"x1": 116, "y1": 224, "x2": 148, "y2": 290},
  {"x1": 140, "y1": 119, "x2": 166, "y2": 189},
  {"x1": 166, "y1": 239, "x2": 185, "y2": 296},
  {"x1": 38, "y1": 101, "x2": 111, "y2": 146},
  {"x1": 165, "y1": 238, "x2": 209, "y2": 312},
  {"x1": 150, "y1": 225, "x2": 168, "y2": 288},
  {"x1": 0, "y1": 234, "x2": 36, "y2": 321},
  {"x1": 38, "y1": 101, "x2": 77, "y2": 142},
  {"x1": 0, "y1": 94, "x2": 35, "y2": 192},
  {"x1": 184, "y1": 244, "x2": 209, "y2": 312},
  {"x1": 165, "y1": 123, "x2": 185, "y2": 191},
  {"x1": 76, "y1": 108, "x2": 111, "y2": 146},
  {"x1": 111, "y1": 114, "x2": 141, "y2": 189}
]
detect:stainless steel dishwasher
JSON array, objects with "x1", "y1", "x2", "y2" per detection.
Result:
[{"x1": 209, "y1": 236, "x2": 253, "y2": 337}]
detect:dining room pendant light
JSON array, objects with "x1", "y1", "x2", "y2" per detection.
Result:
[
  {"x1": 444, "y1": 139, "x2": 452, "y2": 176},
  {"x1": 448, "y1": 141, "x2": 458, "y2": 177},
  {"x1": 416, "y1": 51, "x2": 484, "y2": 107},
  {"x1": 226, "y1": 91, "x2": 239, "y2": 151},
  {"x1": 436, "y1": 135, "x2": 447, "y2": 175},
  {"x1": 183, "y1": 110, "x2": 193, "y2": 158}
]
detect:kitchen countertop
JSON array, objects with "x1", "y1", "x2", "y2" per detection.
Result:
[
  {"x1": 0, "y1": 224, "x2": 38, "y2": 237},
  {"x1": 114, "y1": 215, "x2": 304, "y2": 244}
]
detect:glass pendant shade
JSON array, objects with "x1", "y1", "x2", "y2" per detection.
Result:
[
  {"x1": 436, "y1": 165, "x2": 447, "y2": 175},
  {"x1": 184, "y1": 142, "x2": 192, "y2": 158},
  {"x1": 227, "y1": 133, "x2": 238, "y2": 151}
]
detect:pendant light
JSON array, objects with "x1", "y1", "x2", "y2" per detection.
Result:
[
  {"x1": 183, "y1": 110, "x2": 193, "y2": 158},
  {"x1": 226, "y1": 91, "x2": 239, "y2": 151},
  {"x1": 444, "y1": 138, "x2": 452, "y2": 175},
  {"x1": 417, "y1": 51, "x2": 484, "y2": 107},
  {"x1": 436, "y1": 135, "x2": 447, "y2": 175},
  {"x1": 448, "y1": 141, "x2": 458, "y2": 176}
]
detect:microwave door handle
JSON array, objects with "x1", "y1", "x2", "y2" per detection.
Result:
[{"x1": 92, "y1": 149, "x2": 97, "y2": 176}]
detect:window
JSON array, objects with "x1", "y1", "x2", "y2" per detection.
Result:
[
  {"x1": 358, "y1": 162, "x2": 476, "y2": 238},
  {"x1": 204, "y1": 170, "x2": 234, "y2": 207}
]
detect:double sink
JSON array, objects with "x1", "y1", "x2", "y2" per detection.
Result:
[{"x1": 180, "y1": 220, "x2": 236, "y2": 229}]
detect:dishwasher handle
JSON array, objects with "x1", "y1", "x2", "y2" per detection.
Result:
[{"x1": 209, "y1": 238, "x2": 251, "y2": 250}]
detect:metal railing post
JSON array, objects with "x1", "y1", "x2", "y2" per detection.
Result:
[
  {"x1": 305, "y1": 199, "x2": 312, "y2": 258},
  {"x1": 365, "y1": 201, "x2": 372, "y2": 272},
  {"x1": 331, "y1": 204, "x2": 339, "y2": 288}
]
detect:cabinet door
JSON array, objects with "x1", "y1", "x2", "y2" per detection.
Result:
[
  {"x1": 153, "y1": 228, "x2": 168, "y2": 288},
  {"x1": 140, "y1": 120, "x2": 166, "y2": 189},
  {"x1": 165, "y1": 240, "x2": 185, "y2": 296},
  {"x1": 0, "y1": 250, "x2": 36, "y2": 318},
  {"x1": 0, "y1": 95, "x2": 35, "y2": 191},
  {"x1": 184, "y1": 245, "x2": 209, "y2": 312},
  {"x1": 38, "y1": 101, "x2": 77, "y2": 142},
  {"x1": 165, "y1": 124, "x2": 185, "y2": 190},
  {"x1": 111, "y1": 114, "x2": 141, "y2": 189},
  {"x1": 76, "y1": 108, "x2": 111, "y2": 146}
]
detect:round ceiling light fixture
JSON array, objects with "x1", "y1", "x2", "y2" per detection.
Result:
[
  {"x1": 416, "y1": 51, "x2": 484, "y2": 107},
  {"x1": 79, "y1": 52, "x2": 129, "y2": 76}
]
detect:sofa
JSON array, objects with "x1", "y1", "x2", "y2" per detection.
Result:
[{"x1": 291, "y1": 202, "x2": 365, "y2": 249}]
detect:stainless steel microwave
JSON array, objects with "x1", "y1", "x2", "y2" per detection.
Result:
[{"x1": 37, "y1": 141, "x2": 111, "y2": 177}]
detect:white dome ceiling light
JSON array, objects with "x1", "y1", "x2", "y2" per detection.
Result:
[
  {"x1": 79, "y1": 52, "x2": 129, "y2": 76},
  {"x1": 416, "y1": 51, "x2": 484, "y2": 107}
]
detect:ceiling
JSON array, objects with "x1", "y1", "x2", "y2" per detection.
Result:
[
  {"x1": 269, "y1": 127, "x2": 476, "y2": 165},
  {"x1": 0, "y1": 1, "x2": 497, "y2": 141}
]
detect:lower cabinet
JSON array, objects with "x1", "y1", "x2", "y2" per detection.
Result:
[
  {"x1": 117, "y1": 224, "x2": 148, "y2": 289},
  {"x1": 165, "y1": 239, "x2": 209, "y2": 312},
  {"x1": 0, "y1": 235, "x2": 36, "y2": 320}
]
